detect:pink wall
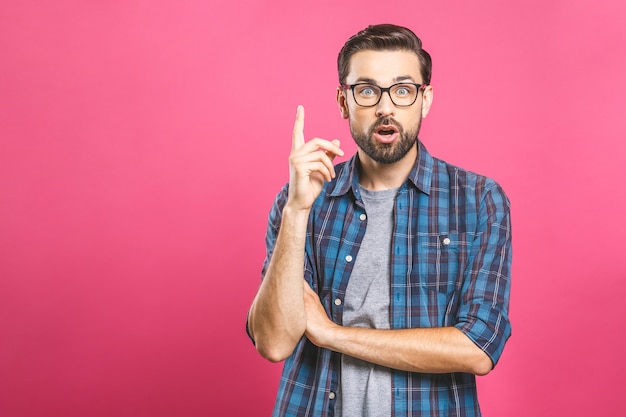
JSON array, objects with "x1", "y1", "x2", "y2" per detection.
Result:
[{"x1": 1, "y1": 1, "x2": 625, "y2": 416}]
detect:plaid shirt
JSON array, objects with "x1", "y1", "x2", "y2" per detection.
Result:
[{"x1": 256, "y1": 142, "x2": 512, "y2": 417}]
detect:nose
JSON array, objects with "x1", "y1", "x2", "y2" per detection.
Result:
[{"x1": 375, "y1": 90, "x2": 395, "y2": 117}]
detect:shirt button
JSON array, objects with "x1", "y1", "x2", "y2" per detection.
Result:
[
  {"x1": 329, "y1": 392, "x2": 336, "y2": 400},
  {"x1": 334, "y1": 298, "x2": 342, "y2": 306},
  {"x1": 345, "y1": 255, "x2": 353, "y2": 262},
  {"x1": 443, "y1": 237, "x2": 451, "y2": 246},
  {"x1": 359, "y1": 213, "x2": 366, "y2": 221}
]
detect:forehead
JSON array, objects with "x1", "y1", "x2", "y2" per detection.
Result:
[{"x1": 346, "y1": 49, "x2": 422, "y2": 84}]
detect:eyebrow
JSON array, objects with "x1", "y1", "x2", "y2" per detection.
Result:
[{"x1": 353, "y1": 75, "x2": 418, "y2": 85}]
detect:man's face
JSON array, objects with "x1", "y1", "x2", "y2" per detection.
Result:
[{"x1": 337, "y1": 49, "x2": 433, "y2": 165}]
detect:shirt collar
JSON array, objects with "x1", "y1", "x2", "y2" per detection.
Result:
[{"x1": 327, "y1": 140, "x2": 434, "y2": 198}]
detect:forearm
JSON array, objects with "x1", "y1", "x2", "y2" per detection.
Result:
[
  {"x1": 312, "y1": 324, "x2": 493, "y2": 375},
  {"x1": 248, "y1": 205, "x2": 311, "y2": 362}
]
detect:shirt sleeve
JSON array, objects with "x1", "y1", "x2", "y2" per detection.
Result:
[
  {"x1": 454, "y1": 180, "x2": 512, "y2": 367},
  {"x1": 261, "y1": 185, "x2": 290, "y2": 278}
]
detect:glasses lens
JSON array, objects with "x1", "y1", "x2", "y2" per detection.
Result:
[
  {"x1": 353, "y1": 84, "x2": 381, "y2": 107},
  {"x1": 390, "y1": 84, "x2": 418, "y2": 106}
]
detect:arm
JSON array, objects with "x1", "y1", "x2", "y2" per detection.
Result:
[
  {"x1": 303, "y1": 283, "x2": 493, "y2": 375},
  {"x1": 303, "y1": 182, "x2": 512, "y2": 375},
  {"x1": 247, "y1": 105, "x2": 343, "y2": 362}
]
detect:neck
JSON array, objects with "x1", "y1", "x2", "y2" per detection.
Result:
[{"x1": 357, "y1": 143, "x2": 418, "y2": 191}]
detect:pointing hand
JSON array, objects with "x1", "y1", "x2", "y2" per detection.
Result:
[{"x1": 287, "y1": 105, "x2": 344, "y2": 211}]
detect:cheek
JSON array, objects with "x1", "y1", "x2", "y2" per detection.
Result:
[
  {"x1": 350, "y1": 118, "x2": 372, "y2": 135},
  {"x1": 350, "y1": 110, "x2": 376, "y2": 128},
  {"x1": 399, "y1": 111, "x2": 421, "y2": 128}
]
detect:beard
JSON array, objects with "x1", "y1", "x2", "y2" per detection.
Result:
[{"x1": 350, "y1": 116, "x2": 421, "y2": 164}]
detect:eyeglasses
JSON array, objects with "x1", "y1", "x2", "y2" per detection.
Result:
[{"x1": 341, "y1": 82, "x2": 427, "y2": 107}]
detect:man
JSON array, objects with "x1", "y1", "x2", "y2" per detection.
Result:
[{"x1": 247, "y1": 24, "x2": 512, "y2": 417}]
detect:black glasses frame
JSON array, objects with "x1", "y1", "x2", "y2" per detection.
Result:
[{"x1": 341, "y1": 82, "x2": 427, "y2": 107}]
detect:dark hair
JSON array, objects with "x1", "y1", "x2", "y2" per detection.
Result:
[{"x1": 337, "y1": 24, "x2": 432, "y2": 85}]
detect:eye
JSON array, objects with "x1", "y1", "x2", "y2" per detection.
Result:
[
  {"x1": 356, "y1": 85, "x2": 378, "y2": 97},
  {"x1": 393, "y1": 85, "x2": 413, "y2": 96}
]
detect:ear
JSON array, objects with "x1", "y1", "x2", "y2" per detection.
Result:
[
  {"x1": 336, "y1": 87, "x2": 349, "y2": 119},
  {"x1": 421, "y1": 85, "x2": 434, "y2": 118}
]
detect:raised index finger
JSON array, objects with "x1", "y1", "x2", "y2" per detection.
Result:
[{"x1": 292, "y1": 105, "x2": 305, "y2": 150}]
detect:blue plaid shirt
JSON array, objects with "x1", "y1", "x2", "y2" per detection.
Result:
[{"x1": 256, "y1": 142, "x2": 512, "y2": 417}]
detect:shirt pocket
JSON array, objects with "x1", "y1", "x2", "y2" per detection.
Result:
[{"x1": 417, "y1": 232, "x2": 464, "y2": 294}]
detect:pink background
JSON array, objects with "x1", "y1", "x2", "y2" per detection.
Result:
[{"x1": 1, "y1": 1, "x2": 625, "y2": 416}]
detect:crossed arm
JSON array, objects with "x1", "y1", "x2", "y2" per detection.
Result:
[
  {"x1": 302, "y1": 282, "x2": 493, "y2": 375},
  {"x1": 250, "y1": 249, "x2": 492, "y2": 375}
]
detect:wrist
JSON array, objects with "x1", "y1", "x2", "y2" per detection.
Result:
[
  {"x1": 282, "y1": 203, "x2": 312, "y2": 217},
  {"x1": 319, "y1": 322, "x2": 343, "y2": 351}
]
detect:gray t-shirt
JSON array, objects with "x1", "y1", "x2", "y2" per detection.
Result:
[{"x1": 336, "y1": 186, "x2": 397, "y2": 417}]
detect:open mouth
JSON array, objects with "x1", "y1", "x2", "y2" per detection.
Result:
[
  {"x1": 373, "y1": 124, "x2": 399, "y2": 144},
  {"x1": 376, "y1": 125, "x2": 399, "y2": 136}
]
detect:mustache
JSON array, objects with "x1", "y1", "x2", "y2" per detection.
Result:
[{"x1": 370, "y1": 117, "x2": 402, "y2": 133}]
